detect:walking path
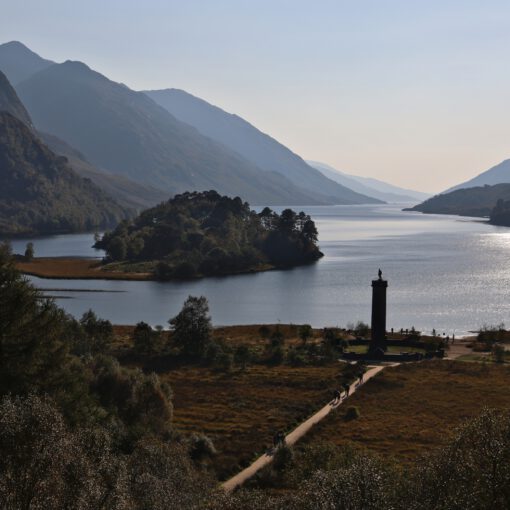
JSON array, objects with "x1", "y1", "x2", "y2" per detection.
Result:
[{"x1": 222, "y1": 364, "x2": 386, "y2": 493}]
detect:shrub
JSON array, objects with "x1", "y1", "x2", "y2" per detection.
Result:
[{"x1": 345, "y1": 406, "x2": 361, "y2": 421}]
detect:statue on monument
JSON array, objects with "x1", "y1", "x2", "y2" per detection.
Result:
[{"x1": 378, "y1": 268, "x2": 382, "y2": 280}]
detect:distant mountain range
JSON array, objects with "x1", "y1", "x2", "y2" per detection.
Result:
[
  {"x1": 0, "y1": 68, "x2": 130, "y2": 235},
  {"x1": 143, "y1": 88, "x2": 381, "y2": 205},
  {"x1": 405, "y1": 183, "x2": 510, "y2": 218},
  {"x1": 0, "y1": 41, "x2": 391, "y2": 206},
  {"x1": 307, "y1": 161, "x2": 430, "y2": 203},
  {"x1": 445, "y1": 159, "x2": 510, "y2": 193}
]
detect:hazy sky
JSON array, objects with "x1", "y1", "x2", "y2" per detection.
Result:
[{"x1": 2, "y1": 0, "x2": 510, "y2": 192}]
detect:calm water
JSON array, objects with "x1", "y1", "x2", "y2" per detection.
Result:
[{"x1": 8, "y1": 205, "x2": 510, "y2": 335}]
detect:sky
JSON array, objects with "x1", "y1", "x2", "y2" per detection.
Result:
[{"x1": 2, "y1": 0, "x2": 510, "y2": 193}]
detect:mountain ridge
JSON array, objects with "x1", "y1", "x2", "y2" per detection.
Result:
[
  {"x1": 308, "y1": 160, "x2": 430, "y2": 203},
  {"x1": 445, "y1": 159, "x2": 510, "y2": 194},
  {"x1": 143, "y1": 88, "x2": 382, "y2": 205},
  {"x1": 16, "y1": 59, "x2": 337, "y2": 205}
]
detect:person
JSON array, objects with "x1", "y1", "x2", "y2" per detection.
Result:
[
  {"x1": 333, "y1": 389, "x2": 341, "y2": 403},
  {"x1": 358, "y1": 372, "x2": 364, "y2": 385},
  {"x1": 343, "y1": 382, "x2": 350, "y2": 397},
  {"x1": 278, "y1": 431, "x2": 286, "y2": 447}
]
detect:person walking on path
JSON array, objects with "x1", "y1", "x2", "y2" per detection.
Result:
[
  {"x1": 343, "y1": 382, "x2": 350, "y2": 397},
  {"x1": 332, "y1": 389, "x2": 341, "y2": 404},
  {"x1": 358, "y1": 372, "x2": 364, "y2": 385}
]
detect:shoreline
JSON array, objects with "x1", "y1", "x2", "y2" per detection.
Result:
[{"x1": 15, "y1": 256, "x2": 315, "y2": 282}]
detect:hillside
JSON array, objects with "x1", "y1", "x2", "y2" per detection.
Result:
[
  {"x1": 0, "y1": 41, "x2": 54, "y2": 84},
  {"x1": 405, "y1": 183, "x2": 510, "y2": 218},
  {"x1": 95, "y1": 190, "x2": 323, "y2": 279},
  {"x1": 0, "y1": 70, "x2": 32, "y2": 127},
  {"x1": 144, "y1": 88, "x2": 381, "y2": 205},
  {"x1": 490, "y1": 199, "x2": 510, "y2": 227},
  {"x1": 308, "y1": 160, "x2": 430, "y2": 203},
  {"x1": 39, "y1": 132, "x2": 169, "y2": 210},
  {"x1": 0, "y1": 111, "x2": 129, "y2": 236},
  {"x1": 16, "y1": 59, "x2": 336, "y2": 206},
  {"x1": 445, "y1": 159, "x2": 510, "y2": 193}
]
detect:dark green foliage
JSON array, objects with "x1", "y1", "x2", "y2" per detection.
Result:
[
  {"x1": 298, "y1": 324, "x2": 312, "y2": 344},
  {"x1": 169, "y1": 295, "x2": 213, "y2": 358},
  {"x1": 133, "y1": 321, "x2": 163, "y2": 355},
  {"x1": 0, "y1": 111, "x2": 129, "y2": 236},
  {"x1": 407, "y1": 183, "x2": 510, "y2": 218},
  {"x1": 96, "y1": 191, "x2": 323, "y2": 279},
  {"x1": 490, "y1": 198, "x2": 510, "y2": 226},
  {"x1": 79, "y1": 310, "x2": 113, "y2": 355}
]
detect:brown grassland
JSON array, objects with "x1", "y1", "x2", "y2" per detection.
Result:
[
  {"x1": 165, "y1": 363, "x2": 340, "y2": 479},
  {"x1": 301, "y1": 360, "x2": 510, "y2": 462},
  {"x1": 16, "y1": 257, "x2": 151, "y2": 280}
]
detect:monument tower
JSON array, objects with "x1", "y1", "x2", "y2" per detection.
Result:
[{"x1": 369, "y1": 269, "x2": 388, "y2": 355}]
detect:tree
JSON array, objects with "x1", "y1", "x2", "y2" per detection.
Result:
[
  {"x1": 169, "y1": 296, "x2": 212, "y2": 358},
  {"x1": 24, "y1": 242, "x2": 34, "y2": 261},
  {"x1": 234, "y1": 344, "x2": 252, "y2": 370},
  {"x1": 79, "y1": 310, "x2": 113, "y2": 354},
  {"x1": 298, "y1": 324, "x2": 313, "y2": 344},
  {"x1": 134, "y1": 321, "x2": 163, "y2": 355}
]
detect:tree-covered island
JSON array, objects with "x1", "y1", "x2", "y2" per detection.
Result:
[{"x1": 95, "y1": 190, "x2": 323, "y2": 280}]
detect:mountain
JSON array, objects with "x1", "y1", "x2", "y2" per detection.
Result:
[
  {"x1": 0, "y1": 70, "x2": 32, "y2": 127},
  {"x1": 404, "y1": 184, "x2": 510, "y2": 218},
  {"x1": 0, "y1": 111, "x2": 129, "y2": 236},
  {"x1": 39, "y1": 132, "x2": 169, "y2": 210},
  {"x1": 143, "y1": 88, "x2": 381, "y2": 205},
  {"x1": 0, "y1": 41, "x2": 54, "y2": 85},
  {"x1": 16, "y1": 60, "x2": 343, "y2": 206},
  {"x1": 445, "y1": 159, "x2": 510, "y2": 193},
  {"x1": 0, "y1": 63, "x2": 167, "y2": 211},
  {"x1": 308, "y1": 161, "x2": 430, "y2": 203}
]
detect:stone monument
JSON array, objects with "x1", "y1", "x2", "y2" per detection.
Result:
[{"x1": 369, "y1": 268, "x2": 388, "y2": 355}]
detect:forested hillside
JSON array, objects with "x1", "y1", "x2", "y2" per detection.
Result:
[
  {"x1": 96, "y1": 190, "x2": 323, "y2": 279},
  {"x1": 0, "y1": 111, "x2": 129, "y2": 235},
  {"x1": 405, "y1": 184, "x2": 510, "y2": 218}
]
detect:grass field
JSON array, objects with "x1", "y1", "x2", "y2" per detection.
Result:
[
  {"x1": 301, "y1": 360, "x2": 510, "y2": 462},
  {"x1": 163, "y1": 363, "x2": 341, "y2": 480},
  {"x1": 16, "y1": 257, "x2": 151, "y2": 280}
]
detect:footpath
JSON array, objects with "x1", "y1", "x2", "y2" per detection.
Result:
[{"x1": 222, "y1": 364, "x2": 385, "y2": 493}]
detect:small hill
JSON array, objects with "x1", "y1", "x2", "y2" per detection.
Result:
[
  {"x1": 308, "y1": 160, "x2": 430, "y2": 203},
  {"x1": 144, "y1": 88, "x2": 381, "y2": 205},
  {"x1": 16, "y1": 59, "x2": 331, "y2": 205},
  {"x1": 95, "y1": 190, "x2": 323, "y2": 280},
  {"x1": 0, "y1": 41, "x2": 54, "y2": 85},
  {"x1": 0, "y1": 111, "x2": 129, "y2": 236},
  {"x1": 405, "y1": 183, "x2": 510, "y2": 218},
  {"x1": 445, "y1": 159, "x2": 510, "y2": 193}
]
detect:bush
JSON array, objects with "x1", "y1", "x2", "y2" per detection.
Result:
[
  {"x1": 345, "y1": 406, "x2": 361, "y2": 421},
  {"x1": 492, "y1": 344, "x2": 506, "y2": 363}
]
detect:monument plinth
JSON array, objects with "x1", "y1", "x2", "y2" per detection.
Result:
[{"x1": 369, "y1": 270, "x2": 388, "y2": 355}]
